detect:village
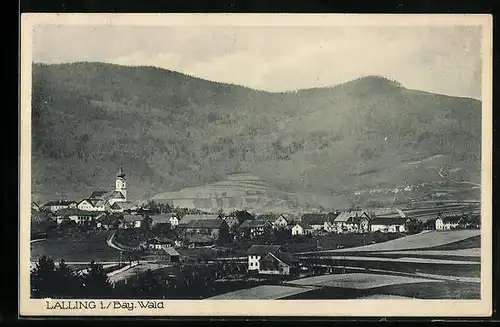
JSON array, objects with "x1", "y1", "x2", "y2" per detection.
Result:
[{"x1": 30, "y1": 167, "x2": 481, "y2": 299}]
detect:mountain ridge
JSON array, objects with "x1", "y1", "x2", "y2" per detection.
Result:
[{"x1": 31, "y1": 62, "x2": 481, "y2": 208}]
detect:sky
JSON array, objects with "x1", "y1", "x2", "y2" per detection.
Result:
[{"x1": 32, "y1": 25, "x2": 483, "y2": 99}]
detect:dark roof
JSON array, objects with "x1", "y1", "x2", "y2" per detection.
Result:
[
  {"x1": 162, "y1": 247, "x2": 180, "y2": 256},
  {"x1": 43, "y1": 200, "x2": 76, "y2": 207},
  {"x1": 117, "y1": 166, "x2": 126, "y2": 178},
  {"x1": 440, "y1": 216, "x2": 462, "y2": 223},
  {"x1": 301, "y1": 213, "x2": 328, "y2": 225},
  {"x1": 371, "y1": 217, "x2": 407, "y2": 225},
  {"x1": 294, "y1": 222, "x2": 313, "y2": 229},
  {"x1": 97, "y1": 215, "x2": 121, "y2": 225},
  {"x1": 247, "y1": 244, "x2": 281, "y2": 255},
  {"x1": 89, "y1": 191, "x2": 108, "y2": 199},
  {"x1": 181, "y1": 219, "x2": 225, "y2": 229},
  {"x1": 256, "y1": 213, "x2": 279, "y2": 222},
  {"x1": 122, "y1": 214, "x2": 142, "y2": 222},
  {"x1": 107, "y1": 191, "x2": 125, "y2": 199},
  {"x1": 150, "y1": 213, "x2": 175, "y2": 223},
  {"x1": 240, "y1": 219, "x2": 271, "y2": 228},
  {"x1": 179, "y1": 214, "x2": 218, "y2": 225},
  {"x1": 265, "y1": 252, "x2": 299, "y2": 266}
]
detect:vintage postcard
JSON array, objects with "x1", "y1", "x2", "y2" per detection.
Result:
[{"x1": 20, "y1": 13, "x2": 492, "y2": 317}]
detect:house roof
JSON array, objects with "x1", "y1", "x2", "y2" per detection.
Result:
[
  {"x1": 89, "y1": 191, "x2": 108, "y2": 199},
  {"x1": 162, "y1": 247, "x2": 180, "y2": 256},
  {"x1": 264, "y1": 252, "x2": 299, "y2": 266},
  {"x1": 111, "y1": 201, "x2": 135, "y2": 210},
  {"x1": 334, "y1": 210, "x2": 371, "y2": 222},
  {"x1": 97, "y1": 214, "x2": 121, "y2": 225},
  {"x1": 150, "y1": 213, "x2": 175, "y2": 224},
  {"x1": 43, "y1": 200, "x2": 76, "y2": 207},
  {"x1": 256, "y1": 213, "x2": 279, "y2": 222},
  {"x1": 440, "y1": 216, "x2": 462, "y2": 223},
  {"x1": 371, "y1": 217, "x2": 407, "y2": 225},
  {"x1": 122, "y1": 214, "x2": 142, "y2": 222},
  {"x1": 56, "y1": 208, "x2": 100, "y2": 217},
  {"x1": 301, "y1": 213, "x2": 328, "y2": 225},
  {"x1": 240, "y1": 219, "x2": 271, "y2": 228},
  {"x1": 187, "y1": 234, "x2": 213, "y2": 244},
  {"x1": 294, "y1": 222, "x2": 313, "y2": 229},
  {"x1": 247, "y1": 244, "x2": 281, "y2": 255},
  {"x1": 181, "y1": 219, "x2": 225, "y2": 229},
  {"x1": 179, "y1": 214, "x2": 218, "y2": 225}
]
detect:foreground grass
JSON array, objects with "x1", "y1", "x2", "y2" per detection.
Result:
[{"x1": 30, "y1": 230, "x2": 121, "y2": 262}]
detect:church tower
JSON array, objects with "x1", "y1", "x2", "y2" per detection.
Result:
[{"x1": 115, "y1": 166, "x2": 127, "y2": 201}]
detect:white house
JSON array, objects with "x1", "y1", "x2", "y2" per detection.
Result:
[
  {"x1": 42, "y1": 200, "x2": 78, "y2": 213},
  {"x1": 247, "y1": 244, "x2": 282, "y2": 273},
  {"x1": 333, "y1": 210, "x2": 372, "y2": 233},
  {"x1": 436, "y1": 216, "x2": 460, "y2": 230},
  {"x1": 370, "y1": 217, "x2": 406, "y2": 233},
  {"x1": 291, "y1": 222, "x2": 313, "y2": 236},
  {"x1": 273, "y1": 214, "x2": 289, "y2": 229},
  {"x1": 435, "y1": 217, "x2": 444, "y2": 230}
]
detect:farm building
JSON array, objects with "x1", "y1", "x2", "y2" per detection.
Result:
[
  {"x1": 333, "y1": 210, "x2": 372, "y2": 233},
  {"x1": 370, "y1": 217, "x2": 407, "y2": 233},
  {"x1": 247, "y1": 244, "x2": 283, "y2": 274},
  {"x1": 258, "y1": 252, "x2": 299, "y2": 276},
  {"x1": 186, "y1": 234, "x2": 214, "y2": 248},
  {"x1": 42, "y1": 200, "x2": 78, "y2": 213},
  {"x1": 54, "y1": 208, "x2": 102, "y2": 225},
  {"x1": 177, "y1": 218, "x2": 230, "y2": 241},
  {"x1": 150, "y1": 213, "x2": 178, "y2": 228},
  {"x1": 147, "y1": 236, "x2": 176, "y2": 250},
  {"x1": 291, "y1": 222, "x2": 314, "y2": 236},
  {"x1": 301, "y1": 213, "x2": 329, "y2": 230},
  {"x1": 239, "y1": 219, "x2": 272, "y2": 239},
  {"x1": 120, "y1": 214, "x2": 143, "y2": 229},
  {"x1": 159, "y1": 247, "x2": 180, "y2": 264},
  {"x1": 109, "y1": 201, "x2": 136, "y2": 213},
  {"x1": 178, "y1": 214, "x2": 218, "y2": 226},
  {"x1": 96, "y1": 214, "x2": 122, "y2": 229},
  {"x1": 77, "y1": 199, "x2": 107, "y2": 212}
]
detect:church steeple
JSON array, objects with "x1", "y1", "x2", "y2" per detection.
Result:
[
  {"x1": 117, "y1": 166, "x2": 126, "y2": 178},
  {"x1": 115, "y1": 166, "x2": 127, "y2": 201}
]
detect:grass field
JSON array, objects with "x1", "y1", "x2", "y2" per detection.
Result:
[
  {"x1": 287, "y1": 273, "x2": 443, "y2": 289},
  {"x1": 207, "y1": 285, "x2": 314, "y2": 300},
  {"x1": 312, "y1": 230, "x2": 480, "y2": 253},
  {"x1": 30, "y1": 230, "x2": 121, "y2": 263},
  {"x1": 281, "y1": 281, "x2": 480, "y2": 300}
]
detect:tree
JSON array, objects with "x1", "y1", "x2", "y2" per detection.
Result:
[
  {"x1": 53, "y1": 259, "x2": 83, "y2": 298},
  {"x1": 81, "y1": 260, "x2": 114, "y2": 298},
  {"x1": 136, "y1": 269, "x2": 164, "y2": 298},
  {"x1": 31, "y1": 255, "x2": 56, "y2": 298}
]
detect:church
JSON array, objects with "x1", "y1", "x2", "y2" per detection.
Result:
[{"x1": 77, "y1": 166, "x2": 134, "y2": 212}]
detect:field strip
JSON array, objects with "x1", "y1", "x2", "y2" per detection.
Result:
[
  {"x1": 206, "y1": 285, "x2": 316, "y2": 300},
  {"x1": 299, "y1": 230, "x2": 481, "y2": 254},
  {"x1": 377, "y1": 248, "x2": 481, "y2": 257},
  {"x1": 287, "y1": 272, "x2": 443, "y2": 289},
  {"x1": 301, "y1": 255, "x2": 479, "y2": 265}
]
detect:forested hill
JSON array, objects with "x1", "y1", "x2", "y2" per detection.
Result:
[{"x1": 31, "y1": 62, "x2": 481, "y2": 207}]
